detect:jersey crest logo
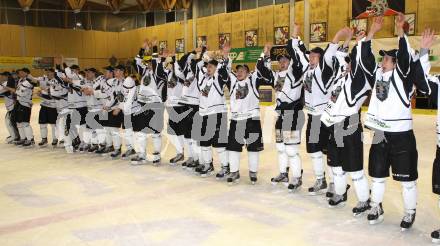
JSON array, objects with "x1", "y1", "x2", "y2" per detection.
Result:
[
  {"x1": 331, "y1": 86, "x2": 342, "y2": 103},
  {"x1": 375, "y1": 78, "x2": 390, "y2": 101},
  {"x1": 184, "y1": 76, "x2": 194, "y2": 87},
  {"x1": 235, "y1": 83, "x2": 249, "y2": 99},
  {"x1": 304, "y1": 73, "x2": 313, "y2": 93},
  {"x1": 201, "y1": 84, "x2": 212, "y2": 97},
  {"x1": 167, "y1": 76, "x2": 177, "y2": 88},
  {"x1": 274, "y1": 76, "x2": 285, "y2": 92},
  {"x1": 143, "y1": 74, "x2": 151, "y2": 86}
]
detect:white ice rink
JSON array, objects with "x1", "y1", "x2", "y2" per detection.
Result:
[{"x1": 0, "y1": 104, "x2": 439, "y2": 246}]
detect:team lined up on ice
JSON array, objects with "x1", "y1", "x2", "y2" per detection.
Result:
[{"x1": 2, "y1": 12, "x2": 440, "y2": 240}]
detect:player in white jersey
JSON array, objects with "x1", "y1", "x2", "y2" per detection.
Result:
[
  {"x1": 162, "y1": 52, "x2": 187, "y2": 165},
  {"x1": 319, "y1": 29, "x2": 372, "y2": 216},
  {"x1": 174, "y1": 48, "x2": 203, "y2": 170},
  {"x1": 130, "y1": 41, "x2": 166, "y2": 165},
  {"x1": 14, "y1": 68, "x2": 36, "y2": 147},
  {"x1": 104, "y1": 64, "x2": 135, "y2": 159},
  {"x1": 0, "y1": 71, "x2": 19, "y2": 143},
  {"x1": 256, "y1": 38, "x2": 308, "y2": 189},
  {"x1": 359, "y1": 15, "x2": 431, "y2": 230},
  {"x1": 222, "y1": 44, "x2": 274, "y2": 184},
  {"x1": 92, "y1": 66, "x2": 117, "y2": 154},
  {"x1": 80, "y1": 68, "x2": 104, "y2": 152},
  {"x1": 291, "y1": 24, "x2": 339, "y2": 196},
  {"x1": 55, "y1": 64, "x2": 88, "y2": 153},
  {"x1": 35, "y1": 69, "x2": 59, "y2": 147},
  {"x1": 116, "y1": 73, "x2": 137, "y2": 160},
  {"x1": 193, "y1": 46, "x2": 230, "y2": 177}
]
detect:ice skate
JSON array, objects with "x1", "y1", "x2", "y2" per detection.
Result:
[
  {"x1": 181, "y1": 157, "x2": 193, "y2": 169},
  {"x1": 287, "y1": 176, "x2": 302, "y2": 193},
  {"x1": 249, "y1": 171, "x2": 258, "y2": 185},
  {"x1": 169, "y1": 153, "x2": 184, "y2": 165},
  {"x1": 51, "y1": 139, "x2": 58, "y2": 147},
  {"x1": 308, "y1": 177, "x2": 327, "y2": 195},
  {"x1": 367, "y1": 203, "x2": 384, "y2": 225},
  {"x1": 131, "y1": 155, "x2": 147, "y2": 165},
  {"x1": 199, "y1": 163, "x2": 214, "y2": 177},
  {"x1": 152, "y1": 152, "x2": 161, "y2": 166},
  {"x1": 352, "y1": 200, "x2": 371, "y2": 217},
  {"x1": 271, "y1": 172, "x2": 288, "y2": 186},
  {"x1": 121, "y1": 148, "x2": 136, "y2": 159},
  {"x1": 38, "y1": 138, "x2": 48, "y2": 147},
  {"x1": 216, "y1": 165, "x2": 230, "y2": 180},
  {"x1": 227, "y1": 171, "x2": 240, "y2": 184},
  {"x1": 110, "y1": 148, "x2": 121, "y2": 159},
  {"x1": 400, "y1": 210, "x2": 416, "y2": 231},
  {"x1": 432, "y1": 229, "x2": 440, "y2": 243},
  {"x1": 326, "y1": 182, "x2": 335, "y2": 199}
]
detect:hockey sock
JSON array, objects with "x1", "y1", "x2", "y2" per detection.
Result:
[
  {"x1": 23, "y1": 122, "x2": 33, "y2": 140},
  {"x1": 169, "y1": 134, "x2": 184, "y2": 154},
  {"x1": 201, "y1": 146, "x2": 212, "y2": 165},
  {"x1": 216, "y1": 147, "x2": 228, "y2": 167},
  {"x1": 401, "y1": 181, "x2": 417, "y2": 213},
  {"x1": 110, "y1": 127, "x2": 121, "y2": 149},
  {"x1": 152, "y1": 133, "x2": 162, "y2": 154},
  {"x1": 135, "y1": 131, "x2": 147, "y2": 158},
  {"x1": 310, "y1": 151, "x2": 325, "y2": 179},
  {"x1": 248, "y1": 151, "x2": 259, "y2": 173},
  {"x1": 229, "y1": 150, "x2": 241, "y2": 172},
  {"x1": 96, "y1": 129, "x2": 106, "y2": 145},
  {"x1": 192, "y1": 140, "x2": 201, "y2": 161},
  {"x1": 276, "y1": 142, "x2": 288, "y2": 173},
  {"x1": 50, "y1": 124, "x2": 57, "y2": 140},
  {"x1": 40, "y1": 124, "x2": 48, "y2": 139},
  {"x1": 17, "y1": 123, "x2": 25, "y2": 140},
  {"x1": 184, "y1": 138, "x2": 194, "y2": 159},
  {"x1": 104, "y1": 127, "x2": 113, "y2": 147},
  {"x1": 332, "y1": 166, "x2": 347, "y2": 195},
  {"x1": 83, "y1": 128, "x2": 92, "y2": 145},
  {"x1": 124, "y1": 128, "x2": 134, "y2": 149},
  {"x1": 350, "y1": 170, "x2": 370, "y2": 202},
  {"x1": 286, "y1": 144, "x2": 302, "y2": 178},
  {"x1": 371, "y1": 178, "x2": 386, "y2": 207}
]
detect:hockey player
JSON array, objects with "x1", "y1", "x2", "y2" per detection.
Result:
[
  {"x1": 0, "y1": 71, "x2": 19, "y2": 143},
  {"x1": 359, "y1": 15, "x2": 431, "y2": 230},
  {"x1": 193, "y1": 46, "x2": 230, "y2": 177},
  {"x1": 35, "y1": 69, "x2": 59, "y2": 147},
  {"x1": 80, "y1": 68, "x2": 105, "y2": 152},
  {"x1": 130, "y1": 40, "x2": 166, "y2": 165},
  {"x1": 222, "y1": 44, "x2": 274, "y2": 184},
  {"x1": 320, "y1": 29, "x2": 371, "y2": 216},
  {"x1": 163, "y1": 50, "x2": 187, "y2": 165},
  {"x1": 256, "y1": 29, "x2": 308, "y2": 189},
  {"x1": 55, "y1": 63, "x2": 88, "y2": 153},
  {"x1": 14, "y1": 68, "x2": 36, "y2": 147},
  {"x1": 174, "y1": 47, "x2": 204, "y2": 170},
  {"x1": 106, "y1": 64, "x2": 135, "y2": 159},
  {"x1": 94, "y1": 66, "x2": 117, "y2": 155},
  {"x1": 290, "y1": 24, "x2": 340, "y2": 196}
]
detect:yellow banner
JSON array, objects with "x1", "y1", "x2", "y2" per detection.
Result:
[{"x1": 0, "y1": 56, "x2": 33, "y2": 69}]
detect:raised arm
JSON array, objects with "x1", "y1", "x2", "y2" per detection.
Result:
[
  {"x1": 254, "y1": 43, "x2": 275, "y2": 87},
  {"x1": 360, "y1": 16, "x2": 383, "y2": 84},
  {"x1": 395, "y1": 13, "x2": 412, "y2": 78}
]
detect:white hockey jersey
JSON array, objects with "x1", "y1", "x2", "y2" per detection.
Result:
[
  {"x1": 37, "y1": 76, "x2": 57, "y2": 108},
  {"x1": 197, "y1": 59, "x2": 230, "y2": 116},
  {"x1": 321, "y1": 43, "x2": 371, "y2": 126},
  {"x1": 293, "y1": 38, "x2": 338, "y2": 115},
  {"x1": 361, "y1": 35, "x2": 430, "y2": 132},
  {"x1": 16, "y1": 77, "x2": 35, "y2": 108}
]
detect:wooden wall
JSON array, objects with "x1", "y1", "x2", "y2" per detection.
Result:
[{"x1": 0, "y1": 0, "x2": 439, "y2": 70}]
